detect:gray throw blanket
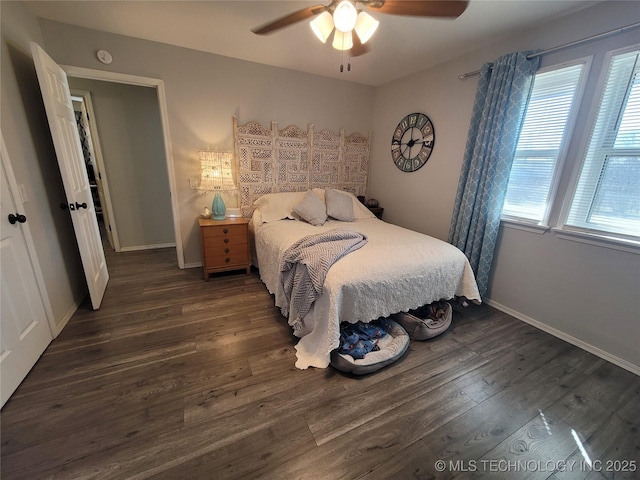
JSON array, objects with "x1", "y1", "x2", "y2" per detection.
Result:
[{"x1": 280, "y1": 229, "x2": 367, "y2": 327}]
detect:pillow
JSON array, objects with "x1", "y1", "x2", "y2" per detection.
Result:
[
  {"x1": 313, "y1": 188, "x2": 375, "y2": 220},
  {"x1": 293, "y1": 191, "x2": 327, "y2": 226},
  {"x1": 325, "y1": 188, "x2": 355, "y2": 221},
  {"x1": 253, "y1": 191, "x2": 307, "y2": 223}
]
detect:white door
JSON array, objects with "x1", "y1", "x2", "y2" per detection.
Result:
[
  {"x1": 76, "y1": 95, "x2": 116, "y2": 250},
  {"x1": 1, "y1": 135, "x2": 54, "y2": 407},
  {"x1": 30, "y1": 42, "x2": 108, "y2": 309}
]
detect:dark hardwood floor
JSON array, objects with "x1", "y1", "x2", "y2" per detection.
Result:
[{"x1": 1, "y1": 246, "x2": 639, "y2": 479}]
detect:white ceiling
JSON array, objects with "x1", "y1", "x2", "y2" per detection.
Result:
[{"x1": 24, "y1": 0, "x2": 601, "y2": 86}]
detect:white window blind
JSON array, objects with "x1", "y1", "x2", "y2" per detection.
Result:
[
  {"x1": 502, "y1": 62, "x2": 585, "y2": 222},
  {"x1": 566, "y1": 48, "x2": 640, "y2": 239}
]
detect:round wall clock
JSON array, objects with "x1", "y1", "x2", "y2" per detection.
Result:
[{"x1": 391, "y1": 112, "x2": 435, "y2": 172}]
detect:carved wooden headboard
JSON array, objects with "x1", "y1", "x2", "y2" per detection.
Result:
[{"x1": 233, "y1": 116, "x2": 371, "y2": 218}]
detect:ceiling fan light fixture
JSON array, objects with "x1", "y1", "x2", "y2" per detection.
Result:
[
  {"x1": 333, "y1": 0, "x2": 358, "y2": 33},
  {"x1": 310, "y1": 11, "x2": 334, "y2": 43},
  {"x1": 354, "y1": 11, "x2": 379, "y2": 44},
  {"x1": 332, "y1": 29, "x2": 353, "y2": 51}
]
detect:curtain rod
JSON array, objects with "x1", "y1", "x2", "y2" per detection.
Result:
[{"x1": 458, "y1": 22, "x2": 640, "y2": 80}]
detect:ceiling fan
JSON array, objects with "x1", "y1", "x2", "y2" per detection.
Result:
[{"x1": 252, "y1": 1, "x2": 469, "y2": 57}]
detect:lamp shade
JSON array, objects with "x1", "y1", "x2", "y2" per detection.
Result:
[
  {"x1": 199, "y1": 151, "x2": 235, "y2": 221},
  {"x1": 333, "y1": 0, "x2": 357, "y2": 33},
  {"x1": 199, "y1": 151, "x2": 235, "y2": 192},
  {"x1": 310, "y1": 11, "x2": 334, "y2": 43},
  {"x1": 354, "y1": 11, "x2": 379, "y2": 44},
  {"x1": 332, "y1": 30, "x2": 353, "y2": 51}
]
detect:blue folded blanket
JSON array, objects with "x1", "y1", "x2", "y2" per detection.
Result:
[{"x1": 338, "y1": 319, "x2": 391, "y2": 359}]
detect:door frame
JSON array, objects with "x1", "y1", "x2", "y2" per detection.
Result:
[
  {"x1": 71, "y1": 90, "x2": 118, "y2": 251},
  {"x1": 62, "y1": 65, "x2": 185, "y2": 269}
]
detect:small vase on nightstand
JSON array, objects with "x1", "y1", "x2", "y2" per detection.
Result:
[{"x1": 212, "y1": 192, "x2": 226, "y2": 220}]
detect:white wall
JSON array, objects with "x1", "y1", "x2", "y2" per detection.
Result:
[
  {"x1": 68, "y1": 77, "x2": 175, "y2": 250},
  {"x1": 1, "y1": 1, "x2": 86, "y2": 329},
  {"x1": 38, "y1": 19, "x2": 376, "y2": 267},
  {"x1": 369, "y1": 1, "x2": 640, "y2": 371}
]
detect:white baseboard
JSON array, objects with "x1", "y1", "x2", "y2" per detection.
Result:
[
  {"x1": 485, "y1": 298, "x2": 640, "y2": 376},
  {"x1": 119, "y1": 242, "x2": 176, "y2": 252},
  {"x1": 183, "y1": 262, "x2": 203, "y2": 269},
  {"x1": 52, "y1": 298, "x2": 83, "y2": 338}
]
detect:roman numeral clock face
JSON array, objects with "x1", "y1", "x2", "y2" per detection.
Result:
[{"x1": 391, "y1": 113, "x2": 435, "y2": 172}]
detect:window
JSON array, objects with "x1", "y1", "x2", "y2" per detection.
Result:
[
  {"x1": 565, "y1": 47, "x2": 640, "y2": 239},
  {"x1": 502, "y1": 60, "x2": 588, "y2": 223}
]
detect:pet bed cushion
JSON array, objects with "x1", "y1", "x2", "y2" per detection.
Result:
[
  {"x1": 392, "y1": 301, "x2": 452, "y2": 340},
  {"x1": 330, "y1": 319, "x2": 409, "y2": 375}
]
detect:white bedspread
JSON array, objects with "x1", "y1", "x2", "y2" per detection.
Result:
[{"x1": 254, "y1": 217, "x2": 481, "y2": 369}]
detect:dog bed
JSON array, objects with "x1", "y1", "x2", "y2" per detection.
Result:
[
  {"x1": 392, "y1": 301, "x2": 452, "y2": 340},
  {"x1": 330, "y1": 319, "x2": 409, "y2": 375}
]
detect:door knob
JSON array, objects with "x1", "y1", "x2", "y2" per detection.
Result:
[
  {"x1": 8, "y1": 213, "x2": 27, "y2": 224},
  {"x1": 67, "y1": 202, "x2": 87, "y2": 211}
]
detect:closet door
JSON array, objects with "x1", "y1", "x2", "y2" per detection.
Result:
[{"x1": 0, "y1": 135, "x2": 53, "y2": 407}]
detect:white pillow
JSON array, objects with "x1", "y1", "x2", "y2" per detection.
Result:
[
  {"x1": 314, "y1": 188, "x2": 374, "y2": 220},
  {"x1": 253, "y1": 191, "x2": 307, "y2": 223},
  {"x1": 293, "y1": 190, "x2": 327, "y2": 226},
  {"x1": 325, "y1": 188, "x2": 355, "y2": 221}
]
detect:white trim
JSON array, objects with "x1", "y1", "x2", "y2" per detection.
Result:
[
  {"x1": 1, "y1": 132, "x2": 57, "y2": 337},
  {"x1": 61, "y1": 65, "x2": 185, "y2": 269},
  {"x1": 184, "y1": 262, "x2": 203, "y2": 269},
  {"x1": 486, "y1": 298, "x2": 640, "y2": 376},
  {"x1": 52, "y1": 299, "x2": 83, "y2": 337},
  {"x1": 553, "y1": 227, "x2": 640, "y2": 254},
  {"x1": 500, "y1": 218, "x2": 549, "y2": 235},
  {"x1": 120, "y1": 242, "x2": 177, "y2": 252},
  {"x1": 540, "y1": 56, "x2": 592, "y2": 226}
]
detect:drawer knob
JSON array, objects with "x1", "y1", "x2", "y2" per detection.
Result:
[
  {"x1": 223, "y1": 228, "x2": 229, "y2": 234},
  {"x1": 225, "y1": 248, "x2": 230, "y2": 254},
  {"x1": 225, "y1": 257, "x2": 230, "y2": 263},
  {"x1": 224, "y1": 238, "x2": 229, "y2": 244}
]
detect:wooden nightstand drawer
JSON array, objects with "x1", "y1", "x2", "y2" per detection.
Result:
[
  {"x1": 199, "y1": 217, "x2": 250, "y2": 280},
  {"x1": 202, "y1": 234, "x2": 247, "y2": 249},
  {"x1": 202, "y1": 224, "x2": 246, "y2": 239},
  {"x1": 205, "y1": 251, "x2": 249, "y2": 268}
]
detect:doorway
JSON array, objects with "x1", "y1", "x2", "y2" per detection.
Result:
[
  {"x1": 68, "y1": 78, "x2": 175, "y2": 254},
  {"x1": 62, "y1": 65, "x2": 184, "y2": 268},
  {"x1": 71, "y1": 91, "x2": 116, "y2": 250}
]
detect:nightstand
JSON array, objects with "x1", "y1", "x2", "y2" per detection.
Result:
[
  {"x1": 199, "y1": 217, "x2": 250, "y2": 281},
  {"x1": 368, "y1": 206, "x2": 384, "y2": 220}
]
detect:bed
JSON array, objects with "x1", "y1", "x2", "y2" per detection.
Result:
[{"x1": 250, "y1": 189, "x2": 481, "y2": 369}]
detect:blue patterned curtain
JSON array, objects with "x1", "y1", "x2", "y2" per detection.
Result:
[{"x1": 449, "y1": 51, "x2": 540, "y2": 297}]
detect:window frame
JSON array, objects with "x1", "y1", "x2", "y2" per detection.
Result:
[
  {"x1": 559, "y1": 44, "x2": 640, "y2": 246},
  {"x1": 501, "y1": 57, "x2": 592, "y2": 227}
]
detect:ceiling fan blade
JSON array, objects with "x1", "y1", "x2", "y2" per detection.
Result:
[
  {"x1": 252, "y1": 4, "x2": 328, "y2": 35},
  {"x1": 364, "y1": 1, "x2": 469, "y2": 18},
  {"x1": 350, "y1": 35, "x2": 370, "y2": 57}
]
